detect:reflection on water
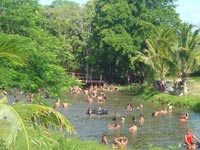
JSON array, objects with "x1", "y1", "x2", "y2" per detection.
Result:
[{"x1": 59, "y1": 92, "x2": 200, "y2": 149}]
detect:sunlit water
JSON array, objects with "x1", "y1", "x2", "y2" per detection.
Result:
[{"x1": 58, "y1": 92, "x2": 200, "y2": 150}]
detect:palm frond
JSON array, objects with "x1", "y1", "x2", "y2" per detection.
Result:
[
  {"x1": 0, "y1": 104, "x2": 25, "y2": 149},
  {"x1": 0, "y1": 101, "x2": 75, "y2": 149},
  {"x1": 0, "y1": 96, "x2": 8, "y2": 104}
]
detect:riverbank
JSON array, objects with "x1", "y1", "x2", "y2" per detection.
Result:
[
  {"x1": 53, "y1": 137, "x2": 108, "y2": 150},
  {"x1": 118, "y1": 77, "x2": 200, "y2": 113}
]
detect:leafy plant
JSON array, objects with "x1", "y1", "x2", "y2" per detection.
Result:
[{"x1": 0, "y1": 97, "x2": 74, "y2": 150}]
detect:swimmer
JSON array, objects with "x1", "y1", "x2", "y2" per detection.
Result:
[
  {"x1": 113, "y1": 136, "x2": 128, "y2": 149},
  {"x1": 159, "y1": 107, "x2": 168, "y2": 114},
  {"x1": 139, "y1": 114, "x2": 144, "y2": 125},
  {"x1": 180, "y1": 113, "x2": 189, "y2": 121},
  {"x1": 129, "y1": 123, "x2": 137, "y2": 132},
  {"x1": 101, "y1": 133, "x2": 108, "y2": 145},
  {"x1": 108, "y1": 123, "x2": 120, "y2": 130},
  {"x1": 152, "y1": 109, "x2": 160, "y2": 117}
]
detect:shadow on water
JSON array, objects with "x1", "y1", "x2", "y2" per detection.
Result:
[{"x1": 59, "y1": 92, "x2": 200, "y2": 149}]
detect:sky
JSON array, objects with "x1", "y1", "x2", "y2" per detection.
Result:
[
  {"x1": 175, "y1": 0, "x2": 200, "y2": 26},
  {"x1": 39, "y1": 0, "x2": 87, "y2": 5},
  {"x1": 39, "y1": 0, "x2": 200, "y2": 26}
]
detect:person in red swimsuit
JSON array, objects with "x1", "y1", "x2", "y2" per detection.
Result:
[
  {"x1": 184, "y1": 129, "x2": 200, "y2": 150},
  {"x1": 180, "y1": 113, "x2": 189, "y2": 121}
]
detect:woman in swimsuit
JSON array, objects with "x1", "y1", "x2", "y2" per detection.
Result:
[{"x1": 184, "y1": 129, "x2": 200, "y2": 150}]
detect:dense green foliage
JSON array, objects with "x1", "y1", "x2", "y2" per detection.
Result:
[
  {"x1": 0, "y1": 0, "x2": 200, "y2": 149},
  {"x1": 1, "y1": 0, "x2": 199, "y2": 92},
  {"x1": 0, "y1": 0, "x2": 81, "y2": 97},
  {"x1": 90, "y1": 0, "x2": 181, "y2": 83}
]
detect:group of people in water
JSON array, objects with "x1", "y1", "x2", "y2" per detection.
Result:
[
  {"x1": 103, "y1": 102, "x2": 199, "y2": 150},
  {"x1": 101, "y1": 113, "x2": 143, "y2": 149},
  {"x1": 69, "y1": 85, "x2": 200, "y2": 150},
  {"x1": 101, "y1": 133, "x2": 129, "y2": 149},
  {"x1": 151, "y1": 103, "x2": 173, "y2": 117},
  {"x1": 70, "y1": 84, "x2": 118, "y2": 95},
  {"x1": 104, "y1": 107, "x2": 199, "y2": 150},
  {"x1": 87, "y1": 91, "x2": 107, "y2": 103},
  {"x1": 100, "y1": 102, "x2": 146, "y2": 149}
]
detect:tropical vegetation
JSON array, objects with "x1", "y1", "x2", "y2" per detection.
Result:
[{"x1": 0, "y1": 0, "x2": 200, "y2": 149}]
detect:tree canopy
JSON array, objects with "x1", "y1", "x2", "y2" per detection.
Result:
[
  {"x1": 0, "y1": 0, "x2": 200, "y2": 149},
  {"x1": 90, "y1": 0, "x2": 181, "y2": 83},
  {"x1": 0, "y1": 0, "x2": 199, "y2": 93}
]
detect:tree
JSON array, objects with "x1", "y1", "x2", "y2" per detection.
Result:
[
  {"x1": 0, "y1": 0, "x2": 78, "y2": 97},
  {"x1": 175, "y1": 23, "x2": 200, "y2": 95},
  {"x1": 131, "y1": 27, "x2": 177, "y2": 83},
  {"x1": 80, "y1": 0, "x2": 97, "y2": 77},
  {"x1": 90, "y1": 0, "x2": 180, "y2": 83},
  {"x1": 91, "y1": 0, "x2": 135, "y2": 83},
  {"x1": 0, "y1": 32, "x2": 29, "y2": 89},
  {"x1": 41, "y1": 0, "x2": 86, "y2": 71},
  {"x1": 0, "y1": 0, "x2": 41, "y2": 35}
]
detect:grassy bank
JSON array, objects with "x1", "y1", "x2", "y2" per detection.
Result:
[
  {"x1": 119, "y1": 77, "x2": 200, "y2": 113},
  {"x1": 53, "y1": 137, "x2": 180, "y2": 150},
  {"x1": 53, "y1": 137, "x2": 108, "y2": 150}
]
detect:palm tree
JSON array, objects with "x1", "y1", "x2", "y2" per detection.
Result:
[
  {"x1": 131, "y1": 28, "x2": 177, "y2": 83},
  {"x1": 0, "y1": 96, "x2": 74, "y2": 150},
  {"x1": 175, "y1": 23, "x2": 200, "y2": 95}
]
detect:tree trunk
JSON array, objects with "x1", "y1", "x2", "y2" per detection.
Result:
[
  {"x1": 183, "y1": 80, "x2": 188, "y2": 95},
  {"x1": 182, "y1": 72, "x2": 188, "y2": 95}
]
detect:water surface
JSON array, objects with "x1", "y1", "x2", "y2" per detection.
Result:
[{"x1": 59, "y1": 92, "x2": 200, "y2": 149}]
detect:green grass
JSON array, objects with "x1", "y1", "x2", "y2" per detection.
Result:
[
  {"x1": 119, "y1": 77, "x2": 200, "y2": 112},
  {"x1": 187, "y1": 77, "x2": 200, "y2": 96},
  {"x1": 53, "y1": 137, "x2": 108, "y2": 150}
]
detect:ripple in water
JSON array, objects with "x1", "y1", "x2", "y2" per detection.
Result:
[{"x1": 60, "y1": 92, "x2": 200, "y2": 149}]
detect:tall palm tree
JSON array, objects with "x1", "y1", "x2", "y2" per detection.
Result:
[
  {"x1": 175, "y1": 23, "x2": 200, "y2": 95},
  {"x1": 131, "y1": 28, "x2": 177, "y2": 83}
]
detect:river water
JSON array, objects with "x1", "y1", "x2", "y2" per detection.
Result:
[{"x1": 59, "y1": 92, "x2": 200, "y2": 150}]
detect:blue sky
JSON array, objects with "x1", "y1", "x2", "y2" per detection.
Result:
[
  {"x1": 175, "y1": 0, "x2": 200, "y2": 26},
  {"x1": 39, "y1": 0, "x2": 87, "y2": 5},
  {"x1": 39, "y1": 0, "x2": 200, "y2": 26}
]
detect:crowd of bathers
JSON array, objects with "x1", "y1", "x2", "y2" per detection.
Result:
[{"x1": 68, "y1": 85, "x2": 199, "y2": 150}]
